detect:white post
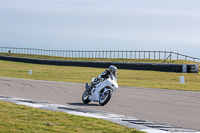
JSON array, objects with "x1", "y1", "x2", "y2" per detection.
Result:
[
  {"x1": 179, "y1": 76, "x2": 185, "y2": 84},
  {"x1": 29, "y1": 70, "x2": 32, "y2": 75}
]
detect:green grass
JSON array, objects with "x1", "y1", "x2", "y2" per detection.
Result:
[
  {"x1": 0, "y1": 100, "x2": 142, "y2": 133},
  {"x1": 0, "y1": 60, "x2": 200, "y2": 91}
]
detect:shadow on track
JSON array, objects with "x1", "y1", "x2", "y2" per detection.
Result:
[{"x1": 67, "y1": 102, "x2": 99, "y2": 106}]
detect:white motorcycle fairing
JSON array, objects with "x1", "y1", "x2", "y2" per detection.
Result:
[{"x1": 89, "y1": 75, "x2": 118, "y2": 102}]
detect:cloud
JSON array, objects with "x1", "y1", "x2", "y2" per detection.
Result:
[
  {"x1": 1, "y1": 0, "x2": 200, "y2": 17},
  {"x1": 0, "y1": 0, "x2": 200, "y2": 57}
]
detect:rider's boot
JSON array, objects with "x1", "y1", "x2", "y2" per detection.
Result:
[
  {"x1": 86, "y1": 83, "x2": 94, "y2": 94},
  {"x1": 86, "y1": 84, "x2": 91, "y2": 93}
]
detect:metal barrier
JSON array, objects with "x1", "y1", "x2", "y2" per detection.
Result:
[{"x1": 0, "y1": 47, "x2": 200, "y2": 62}]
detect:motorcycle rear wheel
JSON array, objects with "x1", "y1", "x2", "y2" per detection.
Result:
[
  {"x1": 99, "y1": 90, "x2": 111, "y2": 106},
  {"x1": 82, "y1": 90, "x2": 91, "y2": 103}
]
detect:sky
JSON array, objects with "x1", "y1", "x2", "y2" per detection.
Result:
[{"x1": 0, "y1": 0, "x2": 200, "y2": 58}]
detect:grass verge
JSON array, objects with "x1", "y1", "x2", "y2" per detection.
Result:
[
  {"x1": 0, "y1": 60, "x2": 200, "y2": 91},
  {"x1": 0, "y1": 100, "x2": 142, "y2": 133}
]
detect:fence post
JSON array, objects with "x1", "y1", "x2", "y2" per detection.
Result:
[
  {"x1": 139, "y1": 51, "x2": 140, "y2": 59},
  {"x1": 135, "y1": 51, "x2": 136, "y2": 59},
  {"x1": 130, "y1": 51, "x2": 132, "y2": 59},
  {"x1": 177, "y1": 53, "x2": 179, "y2": 60},
  {"x1": 170, "y1": 52, "x2": 172, "y2": 60},
  {"x1": 149, "y1": 51, "x2": 150, "y2": 59},
  {"x1": 118, "y1": 51, "x2": 119, "y2": 58},
  {"x1": 159, "y1": 51, "x2": 160, "y2": 60}
]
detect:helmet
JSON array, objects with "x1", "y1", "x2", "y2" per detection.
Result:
[{"x1": 109, "y1": 65, "x2": 117, "y2": 74}]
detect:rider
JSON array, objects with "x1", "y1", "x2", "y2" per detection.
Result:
[{"x1": 87, "y1": 65, "x2": 117, "y2": 93}]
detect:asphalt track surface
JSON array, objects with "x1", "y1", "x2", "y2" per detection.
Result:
[{"x1": 0, "y1": 77, "x2": 200, "y2": 130}]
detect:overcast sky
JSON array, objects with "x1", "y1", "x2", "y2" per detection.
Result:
[{"x1": 0, "y1": 0, "x2": 200, "y2": 57}]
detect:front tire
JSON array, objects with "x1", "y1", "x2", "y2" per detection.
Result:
[
  {"x1": 99, "y1": 90, "x2": 112, "y2": 106},
  {"x1": 82, "y1": 90, "x2": 91, "y2": 104}
]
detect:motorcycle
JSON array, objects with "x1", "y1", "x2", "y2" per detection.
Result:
[{"x1": 82, "y1": 75, "x2": 118, "y2": 106}]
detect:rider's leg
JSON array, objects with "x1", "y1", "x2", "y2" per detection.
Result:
[{"x1": 87, "y1": 78, "x2": 99, "y2": 92}]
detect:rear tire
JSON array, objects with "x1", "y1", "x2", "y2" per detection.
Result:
[
  {"x1": 99, "y1": 90, "x2": 112, "y2": 106},
  {"x1": 82, "y1": 90, "x2": 91, "y2": 104}
]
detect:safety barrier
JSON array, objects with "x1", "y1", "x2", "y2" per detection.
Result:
[{"x1": 0, "y1": 55, "x2": 198, "y2": 73}]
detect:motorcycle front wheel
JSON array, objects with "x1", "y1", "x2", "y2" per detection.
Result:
[
  {"x1": 99, "y1": 90, "x2": 112, "y2": 106},
  {"x1": 82, "y1": 90, "x2": 91, "y2": 103}
]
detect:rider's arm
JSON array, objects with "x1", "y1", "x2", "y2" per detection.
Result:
[
  {"x1": 114, "y1": 72, "x2": 117, "y2": 78},
  {"x1": 98, "y1": 70, "x2": 109, "y2": 80}
]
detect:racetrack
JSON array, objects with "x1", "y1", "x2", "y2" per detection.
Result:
[{"x1": 0, "y1": 77, "x2": 200, "y2": 130}]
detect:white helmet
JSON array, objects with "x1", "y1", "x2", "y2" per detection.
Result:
[{"x1": 109, "y1": 65, "x2": 117, "y2": 74}]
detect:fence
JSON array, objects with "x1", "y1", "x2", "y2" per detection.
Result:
[{"x1": 0, "y1": 47, "x2": 200, "y2": 63}]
